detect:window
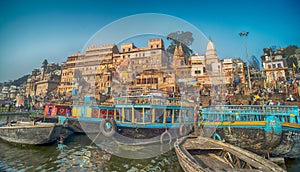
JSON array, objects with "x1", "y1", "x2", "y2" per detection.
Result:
[
  {"x1": 180, "y1": 60, "x2": 185, "y2": 66},
  {"x1": 272, "y1": 64, "x2": 276, "y2": 68},
  {"x1": 277, "y1": 63, "x2": 282, "y2": 68},
  {"x1": 195, "y1": 70, "x2": 201, "y2": 74},
  {"x1": 203, "y1": 67, "x2": 206, "y2": 73},
  {"x1": 268, "y1": 65, "x2": 271, "y2": 69}
]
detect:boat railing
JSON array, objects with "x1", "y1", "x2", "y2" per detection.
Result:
[
  {"x1": 201, "y1": 105, "x2": 299, "y2": 124},
  {"x1": 114, "y1": 95, "x2": 194, "y2": 107}
]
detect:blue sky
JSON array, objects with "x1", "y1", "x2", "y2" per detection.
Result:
[{"x1": 0, "y1": 0, "x2": 299, "y2": 82}]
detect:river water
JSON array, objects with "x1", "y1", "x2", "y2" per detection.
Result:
[
  {"x1": 0, "y1": 134, "x2": 299, "y2": 172},
  {"x1": 0, "y1": 113, "x2": 299, "y2": 171},
  {"x1": 0, "y1": 134, "x2": 183, "y2": 172}
]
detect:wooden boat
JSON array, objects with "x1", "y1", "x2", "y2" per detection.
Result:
[
  {"x1": 200, "y1": 105, "x2": 300, "y2": 158},
  {"x1": 57, "y1": 89, "x2": 195, "y2": 145},
  {"x1": 43, "y1": 104, "x2": 71, "y2": 117},
  {"x1": 174, "y1": 136, "x2": 286, "y2": 172},
  {"x1": 0, "y1": 121, "x2": 63, "y2": 145},
  {"x1": 110, "y1": 90, "x2": 195, "y2": 145},
  {"x1": 57, "y1": 104, "x2": 117, "y2": 133}
]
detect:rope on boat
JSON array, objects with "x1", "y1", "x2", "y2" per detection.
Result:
[
  {"x1": 213, "y1": 133, "x2": 222, "y2": 141},
  {"x1": 179, "y1": 124, "x2": 187, "y2": 136},
  {"x1": 160, "y1": 130, "x2": 172, "y2": 144}
]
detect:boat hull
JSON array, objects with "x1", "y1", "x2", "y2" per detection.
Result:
[
  {"x1": 113, "y1": 125, "x2": 191, "y2": 145},
  {"x1": 0, "y1": 123, "x2": 63, "y2": 145},
  {"x1": 201, "y1": 121, "x2": 300, "y2": 158}
]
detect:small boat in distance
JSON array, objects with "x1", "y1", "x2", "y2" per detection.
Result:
[
  {"x1": 0, "y1": 121, "x2": 63, "y2": 145},
  {"x1": 174, "y1": 136, "x2": 286, "y2": 172}
]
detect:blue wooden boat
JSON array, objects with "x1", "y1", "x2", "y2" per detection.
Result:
[
  {"x1": 58, "y1": 90, "x2": 195, "y2": 145},
  {"x1": 200, "y1": 105, "x2": 300, "y2": 158},
  {"x1": 110, "y1": 92, "x2": 195, "y2": 145}
]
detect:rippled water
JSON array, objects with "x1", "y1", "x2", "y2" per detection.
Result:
[{"x1": 0, "y1": 134, "x2": 183, "y2": 172}]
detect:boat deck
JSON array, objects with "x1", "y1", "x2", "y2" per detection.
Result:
[{"x1": 179, "y1": 137, "x2": 286, "y2": 172}]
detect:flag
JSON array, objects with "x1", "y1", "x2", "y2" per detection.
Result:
[{"x1": 293, "y1": 63, "x2": 297, "y2": 69}]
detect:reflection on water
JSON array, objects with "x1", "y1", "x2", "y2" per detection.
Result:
[{"x1": 0, "y1": 134, "x2": 183, "y2": 171}]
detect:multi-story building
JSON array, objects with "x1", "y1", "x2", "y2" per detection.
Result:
[
  {"x1": 9, "y1": 85, "x2": 17, "y2": 99},
  {"x1": 234, "y1": 59, "x2": 245, "y2": 86},
  {"x1": 219, "y1": 58, "x2": 245, "y2": 87},
  {"x1": 69, "y1": 44, "x2": 119, "y2": 101},
  {"x1": 221, "y1": 58, "x2": 235, "y2": 84},
  {"x1": 118, "y1": 38, "x2": 167, "y2": 72},
  {"x1": 58, "y1": 52, "x2": 80, "y2": 96},
  {"x1": 261, "y1": 48, "x2": 288, "y2": 88},
  {"x1": 190, "y1": 54, "x2": 206, "y2": 76},
  {"x1": 25, "y1": 61, "x2": 61, "y2": 100},
  {"x1": 25, "y1": 69, "x2": 42, "y2": 97},
  {"x1": 0, "y1": 86, "x2": 9, "y2": 100},
  {"x1": 115, "y1": 38, "x2": 169, "y2": 89}
]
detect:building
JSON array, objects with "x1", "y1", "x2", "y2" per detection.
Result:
[
  {"x1": 25, "y1": 61, "x2": 61, "y2": 102},
  {"x1": 116, "y1": 38, "x2": 168, "y2": 88},
  {"x1": 190, "y1": 54, "x2": 207, "y2": 84},
  {"x1": 68, "y1": 44, "x2": 119, "y2": 101},
  {"x1": 220, "y1": 58, "x2": 245, "y2": 87},
  {"x1": 205, "y1": 39, "x2": 220, "y2": 74},
  {"x1": 261, "y1": 48, "x2": 288, "y2": 88},
  {"x1": 9, "y1": 85, "x2": 17, "y2": 99},
  {"x1": 25, "y1": 69, "x2": 42, "y2": 97},
  {"x1": 35, "y1": 80, "x2": 60, "y2": 97},
  {"x1": 0, "y1": 86, "x2": 9, "y2": 100},
  {"x1": 58, "y1": 52, "x2": 80, "y2": 96}
]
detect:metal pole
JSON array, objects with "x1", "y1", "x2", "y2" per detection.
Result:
[{"x1": 240, "y1": 31, "x2": 252, "y2": 94}]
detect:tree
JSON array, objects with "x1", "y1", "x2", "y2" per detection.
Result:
[
  {"x1": 167, "y1": 31, "x2": 194, "y2": 60},
  {"x1": 283, "y1": 45, "x2": 298, "y2": 58},
  {"x1": 283, "y1": 45, "x2": 299, "y2": 72}
]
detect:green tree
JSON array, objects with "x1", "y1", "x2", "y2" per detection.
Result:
[
  {"x1": 167, "y1": 31, "x2": 194, "y2": 60},
  {"x1": 283, "y1": 45, "x2": 298, "y2": 58}
]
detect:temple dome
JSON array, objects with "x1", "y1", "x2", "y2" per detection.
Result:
[
  {"x1": 206, "y1": 39, "x2": 216, "y2": 52},
  {"x1": 205, "y1": 39, "x2": 218, "y2": 64}
]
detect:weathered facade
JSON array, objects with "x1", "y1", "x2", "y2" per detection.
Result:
[
  {"x1": 261, "y1": 48, "x2": 288, "y2": 88},
  {"x1": 58, "y1": 52, "x2": 80, "y2": 96}
]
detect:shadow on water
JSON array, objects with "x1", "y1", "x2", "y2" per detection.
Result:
[
  {"x1": 285, "y1": 158, "x2": 300, "y2": 172},
  {"x1": 0, "y1": 134, "x2": 183, "y2": 171}
]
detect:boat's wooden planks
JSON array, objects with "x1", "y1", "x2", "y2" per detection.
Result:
[{"x1": 176, "y1": 137, "x2": 286, "y2": 172}]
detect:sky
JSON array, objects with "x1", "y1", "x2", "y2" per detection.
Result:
[{"x1": 0, "y1": 0, "x2": 299, "y2": 82}]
